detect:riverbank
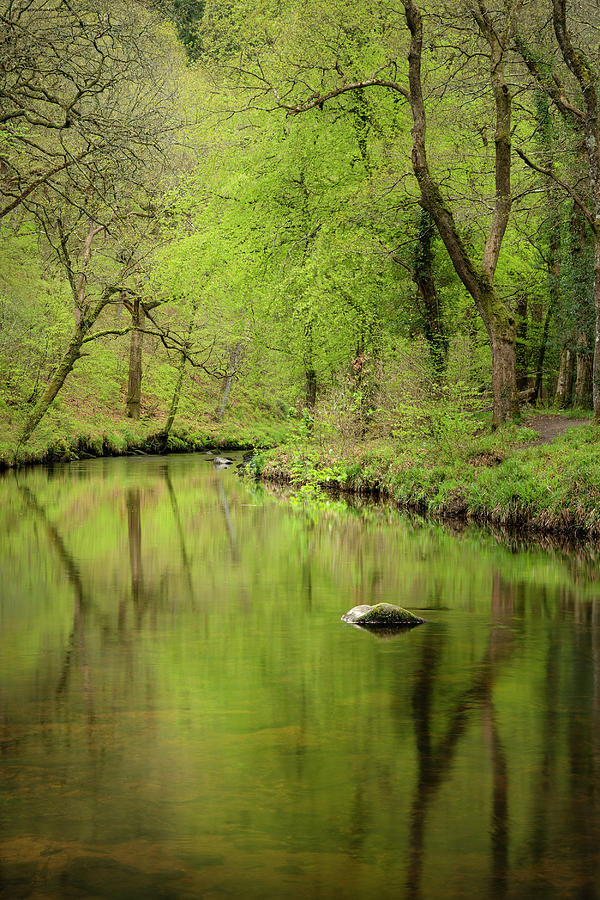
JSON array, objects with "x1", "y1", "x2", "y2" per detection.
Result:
[
  {"x1": 5, "y1": 403, "x2": 599, "y2": 540},
  {"x1": 0, "y1": 409, "x2": 288, "y2": 469},
  {"x1": 255, "y1": 415, "x2": 600, "y2": 537}
]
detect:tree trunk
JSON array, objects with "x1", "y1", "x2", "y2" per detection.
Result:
[
  {"x1": 17, "y1": 294, "x2": 109, "y2": 451},
  {"x1": 216, "y1": 342, "x2": 244, "y2": 422},
  {"x1": 489, "y1": 320, "x2": 519, "y2": 425},
  {"x1": 551, "y1": 0, "x2": 600, "y2": 423},
  {"x1": 535, "y1": 229, "x2": 561, "y2": 404},
  {"x1": 555, "y1": 347, "x2": 574, "y2": 408},
  {"x1": 305, "y1": 367, "x2": 317, "y2": 409},
  {"x1": 402, "y1": 0, "x2": 520, "y2": 427},
  {"x1": 515, "y1": 293, "x2": 529, "y2": 392},
  {"x1": 126, "y1": 299, "x2": 144, "y2": 419},
  {"x1": 594, "y1": 238, "x2": 600, "y2": 422},
  {"x1": 161, "y1": 351, "x2": 186, "y2": 439},
  {"x1": 304, "y1": 320, "x2": 317, "y2": 409},
  {"x1": 575, "y1": 352, "x2": 593, "y2": 409},
  {"x1": 534, "y1": 300, "x2": 553, "y2": 404},
  {"x1": 575, "y1": 333, "x2": 593, "y2": 408},
  {"x1": 530, "y1": 94, "x2": 560, "y2": 404},
  {"x1": 414, "y1": 209, "x2": 448, "y2": 380}
]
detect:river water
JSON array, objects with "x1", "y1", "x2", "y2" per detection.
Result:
[{"x1": 1, "y1": 453, "x2": 599, "y2": 899}]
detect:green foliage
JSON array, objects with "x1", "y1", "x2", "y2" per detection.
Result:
[
  {"x1": 0, "y1": 228, "x2": 72, "y2": 405},
  {"x1": 390, "y1": 382, "x2": 485, "y2": 459},
  {"x1": 164, "y1": 0, "x2": 206, "y2": 59},
  {"x1": 467, "y1": 455, "x2": 552, "y2": 520},
  {"x1": 262, "y1": 415, "x2": 600, "y2": 534}
]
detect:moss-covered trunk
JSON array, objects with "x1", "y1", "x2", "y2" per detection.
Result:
[
  {"x1": 515, "y1": 293, "x2": 529, "y2": 392},
  {"x1": 489, "y1": 317, "x2": 519, "y2": 427},
  {"x1": 594, "y1": 238, "x2": 600, "y2": 423},
  {"x1": 575, "y1": 332, "x2": 593, "y2": 408},
  {"x1": 551, "y1": 0, "x2": 600, "y2": 423},
  {"x1": 17, "y1": 294, "x2": 109, "y2": 452},
  {"x1": 535, "y1": 230, "x2": 560, "y2": 403},
  {"x1": 414, "y1": 209, "x2": 447, "y2": 380},
  {"x1": 126, "y1": 299, "x2": 144, "y2": 419},
  {"x1": 555, "y1": 347, "x2": 574, "y2": 408},
  {"x1": 161, "y1": 351, "x2": 186, "y2": 439}
]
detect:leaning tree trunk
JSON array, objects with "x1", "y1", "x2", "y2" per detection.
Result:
[
  {"x1": 160, "y1": 351, "x2": 186, "y2": 440},
  {"x1": 126, "y1": 299, "x2": 144, "y2": 419},
  {"x1": 17, "y1": 294, "x2": 109, "y2": 451},
  {"x1": 403, "y1": 0, "x2": 521, "y2": 427}
]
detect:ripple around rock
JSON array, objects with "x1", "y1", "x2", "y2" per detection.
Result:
[{"x1": 341, "y1": 603, "x2": 425, "y2": 627}]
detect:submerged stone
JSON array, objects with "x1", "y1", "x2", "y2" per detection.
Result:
[{"x1": 341, "y1": 603, "x2": 425, "y2": 627}]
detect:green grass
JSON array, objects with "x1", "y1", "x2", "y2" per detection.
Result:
[
  {"x1": 259, "y1": 419, "x2": 600, "y2": 536},
  {"x1": 0, "y1": 395, "x2": 290, "y2": 468}
]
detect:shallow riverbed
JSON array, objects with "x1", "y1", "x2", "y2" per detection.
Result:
[{"x1": 1, "y1": 453, "x2": 599, "y2": 898}]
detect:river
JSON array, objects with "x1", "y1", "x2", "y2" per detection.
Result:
[{"x1": 1, "y1": 452, "x2": 599, "y2": 898}]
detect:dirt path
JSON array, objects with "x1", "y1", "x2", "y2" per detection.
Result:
[{"x1": 522, "y1": 414, "x2": 591, "y2": 445}]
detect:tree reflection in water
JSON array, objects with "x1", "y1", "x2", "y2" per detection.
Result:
[{"x1": 1, "y1": 457, "x2": 600, "y2": 898}]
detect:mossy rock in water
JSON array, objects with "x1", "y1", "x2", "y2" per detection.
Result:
[{"x1": 341, "y1": 603, "x2": 425, "y2": 627}]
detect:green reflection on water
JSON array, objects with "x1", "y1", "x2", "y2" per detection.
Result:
[{"x1": 1, "y1": 454, "x2": 599, "y2": 898}]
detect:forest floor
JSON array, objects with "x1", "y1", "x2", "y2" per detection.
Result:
[{"x1": 522, "y1": 413, "x2": 591, "y2": 445}]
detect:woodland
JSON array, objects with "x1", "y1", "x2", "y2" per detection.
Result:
[{"x1": 1, "y1": 0, "x2": 600, "y2": 527}]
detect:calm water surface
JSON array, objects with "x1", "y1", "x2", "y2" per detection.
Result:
[{"x1": 1, "y1": 453, "x2": 599, "y2": 899}]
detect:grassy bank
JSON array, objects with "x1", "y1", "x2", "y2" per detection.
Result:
[
  {"x1": 0, "y1": 401, "x2": 289, "y2": 469},
  {"x1": 5, "y1": 395, "x2": 599, "y2": 541},
  {"x1": 254, "y1": 415, "x2": 600, "y2": 537}
]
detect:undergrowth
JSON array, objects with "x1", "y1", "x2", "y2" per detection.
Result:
[{"x1": 259, "y1": 417, "x2": 600, "y2": 536}]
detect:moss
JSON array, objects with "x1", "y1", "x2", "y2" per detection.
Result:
[{"x1": 342, "y1": 603, "x2": 425, "y2": 627}]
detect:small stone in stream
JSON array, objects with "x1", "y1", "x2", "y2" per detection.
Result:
[
  {"x1": 341, "y1": 603, "x2": 425, "y2": 627},
  {"x1": 213, "y1": 456, "x2": 233, "y2": 468}
]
